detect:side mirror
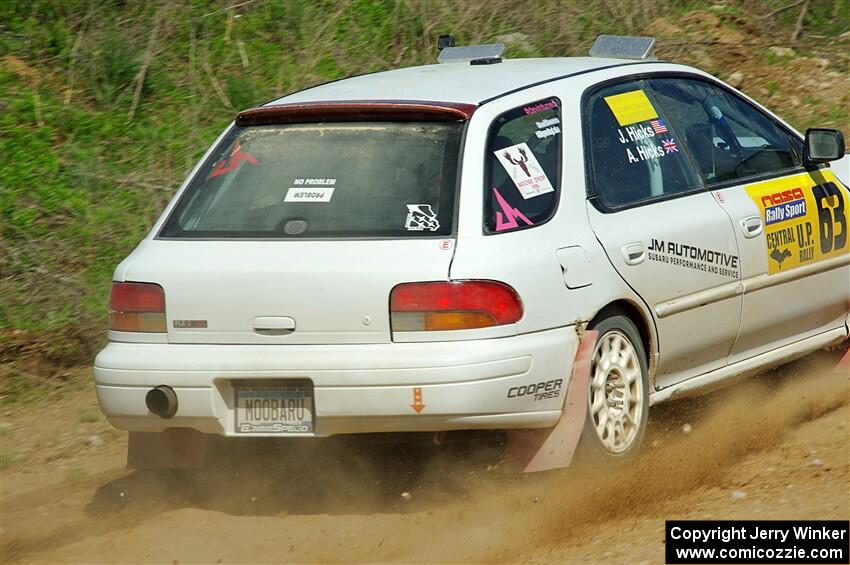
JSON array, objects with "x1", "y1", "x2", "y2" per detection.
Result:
[{"x1": 804, "y1": 128, "x2": 845, "y2": 165}]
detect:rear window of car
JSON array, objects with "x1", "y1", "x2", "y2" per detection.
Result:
[{"x1": 159, "y1": 121, "x2": 463, "y2": 238}]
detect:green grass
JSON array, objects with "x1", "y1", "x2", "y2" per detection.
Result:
[
  {"x1": 77, "y1": 410, "x2": 100, "y2": 424},
  {"x1": 0, "y1": 373, "x2": 54, "y2": 404},
  {"x1": 0, "y1": 447, "x2": 18, "y2": 470},
  {"x1": 767, "y1": 0, "x2": 850, "y2": 37},
  {"x1": 1, "y1": 0, "x2": 848, "y2": 370},
  {"x1": 65, "y1": 467, "x2": 89, "y2": 482}
]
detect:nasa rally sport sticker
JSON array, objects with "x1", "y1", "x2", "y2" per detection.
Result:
[
  {"x1": 495, "y1": 142, "x2": 554, "y2": 199},
  {"x1": 745, "y1": 170, "x2": 848, "y2": 274}
]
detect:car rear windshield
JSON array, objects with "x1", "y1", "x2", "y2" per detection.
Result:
[{"x1": 159, "y1": 121, "x2": 463, "y2": 238}]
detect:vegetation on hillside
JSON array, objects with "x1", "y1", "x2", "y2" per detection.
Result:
[{"x1": 1, "y1": 0, "x2": 848, "y2": 389}]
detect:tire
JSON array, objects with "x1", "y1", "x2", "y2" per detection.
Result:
[{"x1": 575, "y1": 313, "x2": 650, "y2": 468}]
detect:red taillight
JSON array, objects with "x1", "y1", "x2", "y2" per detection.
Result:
[
  {"x1": 109, "y1": 282, "x2": 166, "y2": 332},
  {"x1": 390, "y1": 280, "x2": 523, "y2": 331}
]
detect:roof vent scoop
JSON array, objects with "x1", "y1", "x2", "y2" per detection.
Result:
[
  {"x1": 437, "y1": 37, "x2": 505, "y2": 65},
  {"x1": 589, "y1": 35, "x2": 657, "y2": 61},
  {"x1": 437, "y1": 34, "x2": 456, "y2": 51}
]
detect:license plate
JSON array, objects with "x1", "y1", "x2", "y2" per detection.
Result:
[{"x1": 234, "y1": 382, "x2": 314, "y2": 434}]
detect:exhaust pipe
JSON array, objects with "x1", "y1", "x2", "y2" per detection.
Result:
[{"x1": 146, "y1": 385, "x2": 178, "y2": 419}]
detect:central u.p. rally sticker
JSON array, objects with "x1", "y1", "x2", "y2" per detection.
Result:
[{"x1": 745, "y1": 170, "x2": 848, "y2": 274}]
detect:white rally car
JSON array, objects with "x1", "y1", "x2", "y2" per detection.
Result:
[{"x1": 94, "y1": 36, "x2": 849, "y2": 469}]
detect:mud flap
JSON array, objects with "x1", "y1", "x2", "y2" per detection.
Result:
[
  {"x1": 127, "y1": 428, "x2": 207, "y2": 469},
  {"x1": 505, "y1": 329, "x2": 598, "y2": 473}
]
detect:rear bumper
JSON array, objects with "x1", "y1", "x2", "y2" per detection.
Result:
[{"x1": 94, "y1": 327, "x2": 578, "y2": 436}]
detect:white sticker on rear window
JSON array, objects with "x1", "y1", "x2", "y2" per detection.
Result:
[
  {"x1": 404, "y1": 204, "x2": 440, "y2": 232},
  {"x1": 293, "y1": 178, "x2": 336, "y2": 186},
  {"x1": 535, "y1": 126, "x2": 560, "y2": 139},
  {"x1": 284, "y1": 186, "x2": 335, "y2": 202},
  {"x1": 495, "y1": 142, "x2": 555, "y2": 199},
  {"x1": 535, "y1": 117, "x2": 561, "y2": 138}
]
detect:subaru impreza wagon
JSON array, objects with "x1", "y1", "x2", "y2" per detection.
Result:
[{"x1": 94, "y1": 36, "x2": 849, "y2": 469}]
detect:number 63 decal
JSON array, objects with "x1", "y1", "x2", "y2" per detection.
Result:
[{"x1": 812, "y1": 181, "x2": 847, "y2": 254}]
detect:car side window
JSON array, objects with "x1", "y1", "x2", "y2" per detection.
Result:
[
  {"x1": 586, "y1": 81, "x2": 700, "y2": 209},
  {"x1": 646, "y1": 77, "x2": 804, "y2": 185},
  {"x1": 484, "y1": 98, "x2": 561, "y2": 233}
]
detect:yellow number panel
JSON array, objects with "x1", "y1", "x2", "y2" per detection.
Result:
[{"x1": 746, "y1": 170, "x2": 848, "y2": 274}]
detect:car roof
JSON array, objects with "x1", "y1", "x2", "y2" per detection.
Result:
[{"x1": 267, "y1": 57, "x2": 671, "y2": 107}]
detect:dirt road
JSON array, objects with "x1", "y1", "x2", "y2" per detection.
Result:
[{"x1": 1, "y1": 351, "x2": 848, "y2": 564}]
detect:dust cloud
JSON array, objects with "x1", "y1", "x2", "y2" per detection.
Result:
[{"x1": 6, "y1": 351, "x2": 847, "y2": 563}]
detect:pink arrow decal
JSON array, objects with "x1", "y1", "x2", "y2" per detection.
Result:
[{"x1": 493, "y1": 187, "x2": 533, "y2": 232}]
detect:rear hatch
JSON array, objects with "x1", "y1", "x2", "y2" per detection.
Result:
[{"x1": 133, "y1": 105, "x2": 468, "y2": 345}]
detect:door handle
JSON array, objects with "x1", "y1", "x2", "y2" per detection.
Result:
[
  {"x1": 621, "y1": 242, "x2": 646, "y2": 265},
  {"x1": 740, "y1": 216, "x2": 763, "y2": 238},
  {"x1": 253, "y1": 316, "x2": 296, "y2": 334}
]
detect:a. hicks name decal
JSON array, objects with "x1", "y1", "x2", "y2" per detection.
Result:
[{"x1": 746, "y1": 171, "x2": 848, "y2": 274}]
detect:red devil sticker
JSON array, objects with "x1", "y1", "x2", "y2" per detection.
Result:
[{"x1": 207, "y1": 140, "x2": 258, "y2": 180}]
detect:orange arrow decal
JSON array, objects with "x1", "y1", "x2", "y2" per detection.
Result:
[{"x1": 411, "y1": 387, "x2": 426, "y2": 414}]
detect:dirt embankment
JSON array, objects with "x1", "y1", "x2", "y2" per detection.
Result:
[
  {"x1": 650, "y1": 9, "x2": 850, "y2": 133},
  {"x1": 1, "y1": 351, "x2": 848, "y2": 564}
]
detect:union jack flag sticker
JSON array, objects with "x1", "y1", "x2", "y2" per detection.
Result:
[
  {"x1": 650, "y1": 119, "x2": 668, "y2": 134},
  {"x1": 662, "y1": 138, "x2": 678, "y2": 154}
]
